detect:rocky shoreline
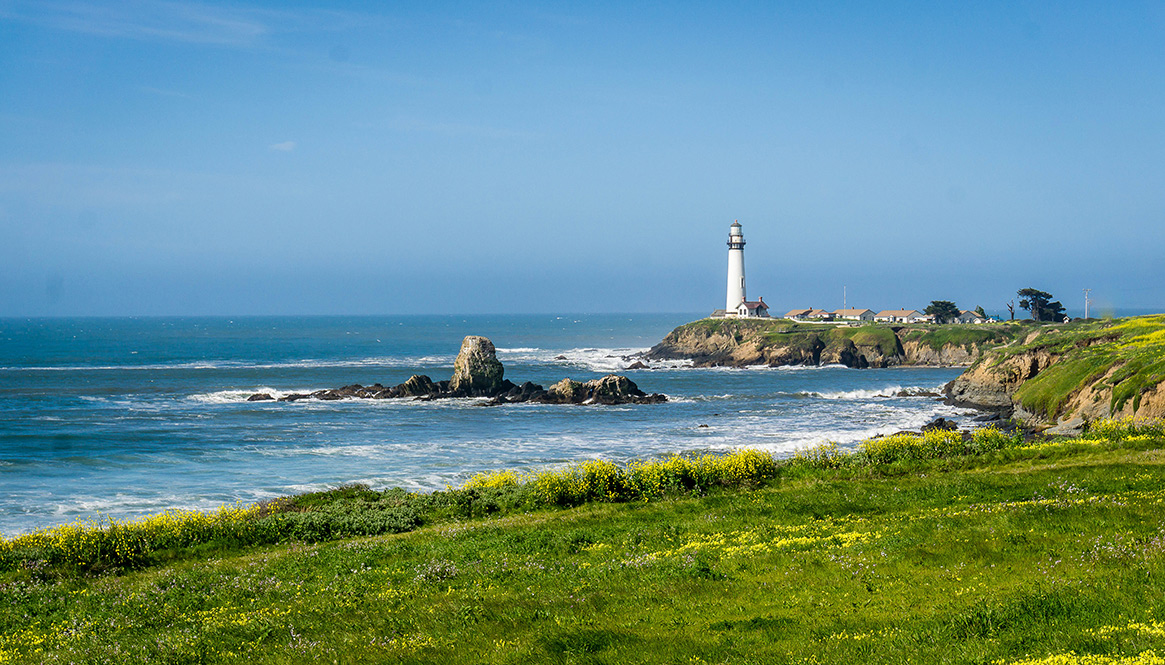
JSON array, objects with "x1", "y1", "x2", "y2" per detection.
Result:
[
  {"x1": 247, "y1": 336, "x2": 666, "y2": 406},
  {"x1": 644, "y1": 319, "x2": 1016, "y2": 369}
]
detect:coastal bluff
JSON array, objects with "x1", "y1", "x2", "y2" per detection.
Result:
[
  {"x1": 247, "y1": 335, "x2": 666, "y2": 406},
  {"x1": 945, "y1": 315, "x2": 1165, "y2": 430},
  {"x1": 644, "y1": 315, "x2": 1165, "y2": 431},
  {"x1": 644, "y1": 318, "x2": 1018, "y2": 369}
]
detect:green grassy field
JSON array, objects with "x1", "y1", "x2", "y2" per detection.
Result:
[{"x1": 4, "y1": 422, "x2": 1165, "y2": 664}]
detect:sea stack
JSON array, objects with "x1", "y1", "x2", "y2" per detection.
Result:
[{"x1": 448, "y1": 335, "x2": 506, "y2": 397}]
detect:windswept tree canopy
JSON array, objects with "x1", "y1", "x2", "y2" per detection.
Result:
[
  {"x1": 1018, "y1": 288, "x2": 1067, "y2": 321},
  {"x1": 925, "y1": 300, "x2": 960, "y2": 323}
]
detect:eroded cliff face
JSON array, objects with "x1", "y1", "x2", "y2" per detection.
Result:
[
  {"x1": 944, "y1": 328, "x2": 1165, "y2": 426},
  {"x1": 645, "y1": 321, "x2": 989, "y2": 369},
  {"x1": 944, "y1": 348, "x2": 1061, "y2": 414},
  {"x1": 900, "y1": 340, "x2": 981, "y2": 366}
]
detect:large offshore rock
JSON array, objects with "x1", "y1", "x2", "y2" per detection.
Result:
[{"x1": 448, "y1": 336, "x2": 505, "y2": 396}]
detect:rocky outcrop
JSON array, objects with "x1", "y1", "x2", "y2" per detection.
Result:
[
  {"x1": 943, "y1": 317, "x2": 1165, "y2": 428},
  {"x1": 250, "y1": 336, "x2": 666, "y2": 407},
  {"x1": 944, "y1": 348, "x2": 1061, "y2": 415},
  {"x1": 448, "y1": 336, "x2": 505, "y2": 396},
  {"x1": 486, "y1": 375, "x2": 666, "y2": 406},
  {"x1": 900, "y1": 340, "x2": 981, "y2": 366}
]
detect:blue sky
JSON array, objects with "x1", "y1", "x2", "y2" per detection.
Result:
[{"x1": 1, "y1": 1, "x2": 1162, "y2": 316}]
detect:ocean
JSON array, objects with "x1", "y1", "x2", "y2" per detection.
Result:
[{"x1": 0, "y1": 314, "x2": 973, "y2": 536}]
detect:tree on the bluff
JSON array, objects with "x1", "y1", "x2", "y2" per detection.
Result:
[
  {"x1": 974, "y1": 305, "x2": 987, "y2": 319},
  {"x1": 925, "y1": 300, "x2": 960, "y2": 324},
  {"x1": 1017, "y1": 288, "x2": 1067, "y2": 322}
]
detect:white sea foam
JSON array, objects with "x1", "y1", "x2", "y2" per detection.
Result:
[
  {"x1": 497, "y1": 346, "x2": 656, "y2": 372},
  {"x1": 796, "y1": 385, "x2": 942, "y2": 400}
]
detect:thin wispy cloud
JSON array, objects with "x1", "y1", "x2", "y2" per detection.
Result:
[
  {"x1": 1, "y1": 1, "x2": 269, "y2": 46},
  {"x1": 0, "y1": 1, "x2": 379, "y2": 48},
  {"x1": 269, "y1": 141, "x2": 296, "y2": 152}
]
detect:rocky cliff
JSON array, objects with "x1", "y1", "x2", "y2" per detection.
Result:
[
  {"x1": 645, "y1": 319, "x2": 1019, "y2": 369},
  {"x1": 945, "y1": 315, "x2": 1165, "y2": 428}
]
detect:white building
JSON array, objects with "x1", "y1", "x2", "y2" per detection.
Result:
[
  {"x1": 874, "y1": 309, "x2": 921, "y2": 323},
  {"x1": 712, "y1": 220, "x2": 770, "y2": 318},
  {"x1": 736, "y1": 297, "x2": 770, "y2": 318},
  {"x1": 785, "y1": 308, "x2": 813, "y2": 321},
  {"x1": 832, "y1": 308, "x2": 875, "y2": 322},
  {"x1": 957, "y1": 310, "x2": 987, "y2": 324}
]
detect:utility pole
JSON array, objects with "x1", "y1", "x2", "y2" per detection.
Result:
[{"x1": 1084, "y1": 288, "x2": 1092, "y2": 320}]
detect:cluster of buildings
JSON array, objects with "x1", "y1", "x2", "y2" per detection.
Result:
[
  {"x1": 782, "y1": 308, "x2": 991, "y2": 324},
  {"x1": 709, "y1": 221, "x2": 995, "y2": 324}
]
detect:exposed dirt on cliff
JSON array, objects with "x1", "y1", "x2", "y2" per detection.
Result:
[{"x1": 944, "y1": 348, "x2": 1062, "y2": 414}]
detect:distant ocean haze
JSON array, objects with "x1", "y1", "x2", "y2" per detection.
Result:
[{"x1": 0, "y1": 315, "x2": 971, "y2": 536}]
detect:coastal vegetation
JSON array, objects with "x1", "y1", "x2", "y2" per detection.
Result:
[
  {"x1": 646, "y1": 317, "x2": 1030, "y2": 368},
  {"x1": 924, "y1": 299, "x2": 961, "y2": 323},
  {"x1": 949, "y1": 315, "x2": 1165, "y2": 424},
  {"x1": 3, "y1": 419, "x2": 1165, "y2": 663},
  {"x1": 1018, "y1": 288, "x2": 1068, "y2": 322}
]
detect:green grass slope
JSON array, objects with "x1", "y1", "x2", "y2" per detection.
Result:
[
  {"x1": 993, "y1": 315, "x2": 1165, "y2": 419},
  {"x1": 4, "y1": 422, "x2": 1165, "y2": 664}
]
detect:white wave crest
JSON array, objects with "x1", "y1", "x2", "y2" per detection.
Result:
[
  {"x1": 797, "y1": 385, "x2": 941, "y2": 400},
  {"x1": 496, "y1": 347, "x2": 657, "y2": 372},
  {"x1": 188, "y1": 388, "x2": 315, "y2": 404}
]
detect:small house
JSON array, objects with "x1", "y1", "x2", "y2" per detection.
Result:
[
  {"x1": 735, "y1": 297, "x2": 770, "y2": 318},
  {"x1": 785, "y1": 308, "x2": 813, "y2": 321},
  {"x1": 956, "y1": 310, "x2": 986, "y2": 324},
  {"x1": 807, "y1": 309, "x2": 834, "y2": 321},
  {"x1": 832, "y1": 308, "x2": 875, "y2": 322},
  {"x1": 874, "y1": 309, "x2": 921, "y2": 323}
]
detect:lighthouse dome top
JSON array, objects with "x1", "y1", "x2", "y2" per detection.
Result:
[{"x1": 730, "y1": 220, "x2": 742, "y2": 228}]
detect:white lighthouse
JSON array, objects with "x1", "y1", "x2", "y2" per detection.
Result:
[
  {"x1": 715, "y1": 220, "x2": 769, "y2": 318},
  {"x1": 726, "y1": 220, "x2": 746, "y2": 310}
]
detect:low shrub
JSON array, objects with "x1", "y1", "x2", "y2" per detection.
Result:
[
  {"x1": 1084, "y1": 417, "x2": 1165, "y2": 441},
  {"x1": 859, "y1": 429, "x2": 966, "y2": 465}
]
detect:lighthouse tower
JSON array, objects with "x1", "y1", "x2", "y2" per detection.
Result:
[{"x1": 725, "y1": 220, "x2": 746, "y2": 311}]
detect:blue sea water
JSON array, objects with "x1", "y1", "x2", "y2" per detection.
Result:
[{"x1": 0, "y1": 315, "x2": 971, "y2": 536}]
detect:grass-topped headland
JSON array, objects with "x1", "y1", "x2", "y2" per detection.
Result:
[
  {"x1": 645, "y1": 317, "x2": 1030, "y2": 368},
  {"x1": 949, "y1": 314, "x2": 1165, "y2": 426},
  {"x1": 4, "y1": 419, "x2": 1165, "y2": 663},
  {"x1": 649, "y1": 314, "x2": 1165, "y2": 430}
]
